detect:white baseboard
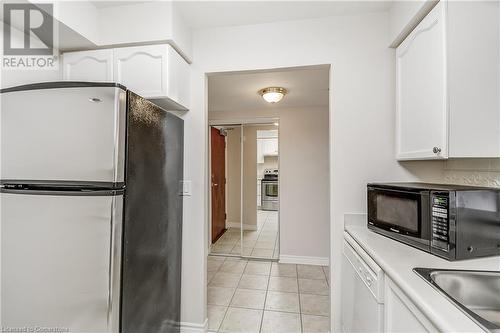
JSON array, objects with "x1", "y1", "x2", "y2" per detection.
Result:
[
  {"x1": 180, "y1": 318, "x2": 208, "y2": 333},
  {"x1": 279, "y1": 255, "x2": 329, "y2": 266},
  {"x1": 226, "y1": 222, "x2": 257, "y2": 231}
]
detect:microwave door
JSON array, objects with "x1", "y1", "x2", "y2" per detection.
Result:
[{"x1": 368, "y1": 188, "x2": 431, "y2": 251}]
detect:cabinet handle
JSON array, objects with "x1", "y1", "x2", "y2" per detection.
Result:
[
  {"x1": 433, "y1": 147, "x2": 442, "y2": 154},
  {"x1": 366, "y1": 276, "x2": 373, "y2": 286}
]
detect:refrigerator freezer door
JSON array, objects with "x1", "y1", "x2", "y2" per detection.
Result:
[
  {"x1": 0, "y1": 85, "x2": 126, "y2": 184},
  {"x1": 0, "y1": 191, "x2": 123, "y2": 333}
]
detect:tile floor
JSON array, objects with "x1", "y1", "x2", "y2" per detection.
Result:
[
  {"x1": 207, "y1": 256, "x2": 330, "y2": 333},
  {"x1": 211, "y1": 210, "x2": 279, "y2": 259}
]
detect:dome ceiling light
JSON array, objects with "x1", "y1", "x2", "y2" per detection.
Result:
[{"x1": 258, "y1": 87, "x2": 288, "y2": 103}]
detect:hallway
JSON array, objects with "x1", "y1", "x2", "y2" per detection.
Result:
[{"x1": 207, "y1": 256, "x2": 330, "y2": 332}]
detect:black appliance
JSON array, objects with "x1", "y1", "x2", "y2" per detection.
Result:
[{"x1": 367, "y1": 183, "x2": 500, "y2": 261}]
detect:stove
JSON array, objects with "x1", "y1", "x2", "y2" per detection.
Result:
[{"x1": 261, "y1": 169, "x2": 278, "y2": 211}]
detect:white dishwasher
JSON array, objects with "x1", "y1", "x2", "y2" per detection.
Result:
[{"x1": 342, "y1": 233, "x2": 385, "y2": 333}]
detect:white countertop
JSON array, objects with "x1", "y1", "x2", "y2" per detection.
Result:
[{"x1": 344, "y1": 214, "x2": 500, "y2": 333}]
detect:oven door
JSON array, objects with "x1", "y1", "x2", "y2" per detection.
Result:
[
  {"x1": 367, "y1": 186, "x2": 431, "y2": 251},
  {"x1": 263, "y1": 181, "x2": 278, "y2": 199}
]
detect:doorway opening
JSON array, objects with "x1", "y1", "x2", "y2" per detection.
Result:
[
  {"x1": 206, "y1": 64, "x2": 331, "y2": 333},
  {"x1": 209, "y1": 122, "x2": 280, "y2": 260}
]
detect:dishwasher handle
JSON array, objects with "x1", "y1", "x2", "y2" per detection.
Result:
[{"x1": 343, "y1": 235, "x2": 385, "y2": 302}]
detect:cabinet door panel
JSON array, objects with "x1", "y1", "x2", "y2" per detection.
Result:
[
  {"x1": 63, "y1": 49, "x2": 113, "y2": 82},
  {"x1": 396, "y1": 2, "x2": 448, "y2": 160},
  {"x1": 114, "y1": 45, "x2": 169, "y2": 98},
  {"x1": 385, "y1": 278, "x2": 438, "y2": 333},
  {"x1": 448, "y1": 1, "x2": 500, "y2": 157}
]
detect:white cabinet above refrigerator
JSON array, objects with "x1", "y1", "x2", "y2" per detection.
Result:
[{"x1": 63, "y1": 44, "x2": 190, "y2": 111}]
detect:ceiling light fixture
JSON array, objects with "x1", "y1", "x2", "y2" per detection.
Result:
[{"x1": 259, "y1": 87, "x2": 288, "y2": 103}]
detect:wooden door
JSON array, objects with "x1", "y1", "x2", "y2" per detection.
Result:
[{"x1": 211, "y1": 127, "x2": 226, "y2": 243}]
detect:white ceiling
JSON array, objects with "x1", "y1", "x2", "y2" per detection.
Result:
[
  {"x1": 90, "y1": 1, "x2": 148, "y2": 9},
  {"x1": 176, "y1": 1, "x2": 392, "y2": 29},
  {"x1": 208, "y1": 65, "x2": 330, "y2": 113},
  {"x1": 90, "y1": 1, "x2": 392, "y2": 29}
]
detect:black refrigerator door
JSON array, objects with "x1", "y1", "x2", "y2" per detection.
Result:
[{"x1": 121, "y1": 92, "x2": 184, "y2": 333}]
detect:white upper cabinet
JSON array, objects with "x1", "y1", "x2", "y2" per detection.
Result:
[
  {"x1": 396, "y1": 1, "x2": 447, "y2": 160},
  {"x1": 63, "y1": 50, "x2": 114, "y2": 82},
  {"x1": 114, "y1": 45, "x2": 168, "y2": 98},
  {"x1": 62, "y1": 44, "x2": 190, "y2": 111},
  {"x1": 396, "y1": 1, "x2": 500, "y2": 160},
  {"x1": 447, "y1": 1, "x2": 500, "y2": 157}
]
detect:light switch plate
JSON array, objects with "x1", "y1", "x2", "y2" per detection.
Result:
[{"x1": 180, "y1": 180, "x2": 192, "y2": 196}]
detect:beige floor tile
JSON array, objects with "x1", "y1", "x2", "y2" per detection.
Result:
[
  {"x1": 299, "y1": 278, "x2": 330, "y2": 296},
  {"x1": 261, "y1": 311, "x2": 301, "y2": 333},
  {"x1": 302, "y1": 314, "x2": 330, "y2": 333},
  {"x1": 230, "y1": 246, "x2": 242, "y2": 255},
  {"x1": 219, "y1": 307, "x2": 262, "y2": 333},
  {"x1": 238, "y1": 274, "x2": 269, "y2": 290},
  {"x1": 265, "y1": 291, "x2": 300, "y2": 313},
  {"x1": 251, "y1": 248, "x2": 274, "y2": 258},
  {"x1": 242, "y1": 239, "x2": 257, "y2": 247},
  {"x1": 240, "y1": 247, "x2": 253, "y2": 256},
  {"x1": 271, "y1": 263, "x2": 297, "y2": 277},
  {"x1": 322, "y1": 266, "x2": 330, "y2": 284},
  {"x1": 207, "y1": 305, "x2": 227, "y2": 331},
  {"x1": 208, "y1": 260, "x2": 224, "y2": 272},
  {"x1": 244, "y1": 261, "x2": 271, "y2": 276},
  {"x1": 257, "y1": 235, "x2": 277, "y2": 243},
  {"x1": 208, "y1": 255, "x2": 226, "y2": 262},
  {"x1": 207, "y1": 271, "x2": 216, "y2": 285},
  {"x1": 220, "y1": 260, "x2": 247, "y2": 274},
  {"x1": 209, "y1": 272, "x2": 242, "y2": 288},
  {"x1": 254, "y1": 240, "x2": 276, "y2": 249},
  {"x1": 230, "y1": 289, "x2": 266, "y2": 309},
  {"x1": 259, "y1": 230, "x2": 278, "y2": 237},
  {"x1": 298, "y1": 264, "x2": 327, "y2": 280},
  {"x1": 300, "y1": 294, "x2": 330, "y2": 316},
  {"x1": 212, "y1": 244, "x2": 235, "y2": 254},
  {"x1": 268, "y1": 276, "x2": 298, "y2": 293},
  {"x1": 207, "y1": 286, "x2": 235, "y2": 306}
]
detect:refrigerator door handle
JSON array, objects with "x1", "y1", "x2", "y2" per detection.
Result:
[{"x1": 0, "y1": 187, "x2": 124, "y2": 196}]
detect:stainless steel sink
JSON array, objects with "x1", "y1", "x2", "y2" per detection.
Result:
[{"x1": 414, "y1": 268, "x2": 500, "y2": 332}]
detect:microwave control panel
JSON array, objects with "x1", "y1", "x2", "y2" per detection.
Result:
[{"x1": 431, "y1": 193, "x2": 450, "y2": 251}]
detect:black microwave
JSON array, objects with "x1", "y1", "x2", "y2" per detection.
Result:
[{"x1": 367, "y1": 183, "x2": 500, "y2": 261}]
